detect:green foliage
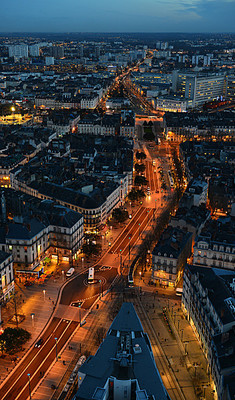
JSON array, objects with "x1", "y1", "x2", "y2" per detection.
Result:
[
  {"x1": 136, "y1": 151, "x2": 146, "y2": 161},
  {"x1": 135, "y1": 163, "x2": 145, "y2": 173},
  {"x1": 128, "y1": 188, "x2": 146, "y2": 202},
  {"x1": 112, "y1": 207, "x2": 129, "y2": 223},
  {"x1": 0, "y1": 327, "x2": 31, "y2": 355},
  {"x1": 143, "y1": 130, "x2": 155, "y2": 141},
  {"x1": 172, "y1": 150, "x2": 184, "y2": 186},
  {"x1": 134, "y1": 175, "x2": 148, "y2": 187},
  {"x1": 82, "y1": 242, "x2": 102, "y2": 257}
]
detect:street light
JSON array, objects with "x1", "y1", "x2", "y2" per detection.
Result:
[
  {"x1": 138, "y1": 223, "x2": 141, "y2": 237},
  {"x1": 62, "y1": 270, "x2": 65, "y2": 281},
  {"x1": 55, "y1": 337, "x2": 58, "y2": 361},
  {"x1": 120, "y1": 249, "x2": 122, "y2": 271},
  {"x1": 180, "y1": 329, "x2": 184, "y2": 341},
  {"x1": 81, "y1": 257, "x2": 84, "y2": 268},
  {"x1": 27, "y1": 373, "x2": 32, "y2": 400},
  {"x1": 78, "y1": 304, "x2": 82, "y2": 325},
  {"x1": 128, "y1": 236, "x2": 131, "y2": 263},
  {"x1": 43, "y1": 289, "x2": 46, "y2": 301},
  {"x1": 31, "y1": 313, "x2": 35, "y2": 328},
  {"x1": 184, "y1": 341, "x2": 189, "y2": 355}
]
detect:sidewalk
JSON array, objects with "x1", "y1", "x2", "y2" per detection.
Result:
[
  {"x1": 0, "y1": 271, "x2": 63, "y2": 386},
  {"x1": 136, "y1": 276, "x2": 214, "y2": 400},
  {"x1": 31, "y1": 292, "x2": 118, "y2": 400}
]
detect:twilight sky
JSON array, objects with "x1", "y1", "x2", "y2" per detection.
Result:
[{"x1": 1, "y1": 0, "x2": 235, "y2": 32}]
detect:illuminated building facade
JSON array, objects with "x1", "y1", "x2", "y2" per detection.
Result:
[
  {"x1": 182, "y1": 265, "x2": 235, "y2": 400},
  {"x1": 152, "y1": 226, "x2": 192, "y2": 287},
  {"x1": 0, "y1": 251, "x2": 14, "y2": 304},
  {"x1": 185, "y1": 75, "x2": 226, "y2": 107}
]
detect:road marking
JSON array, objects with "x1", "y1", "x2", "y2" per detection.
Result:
[
  {"x1": 0, "y1": 318, "x2": 65, "y2": 400},
  {"x1": 13, "y1": 320, "x2": 74, "y2": 400}
]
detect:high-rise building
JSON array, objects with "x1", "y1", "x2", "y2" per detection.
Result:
[
  {"x1": 185, "y1": 74, "x2": 225, "y2": 107},
  {"x1": 79, "y1": 44, "x2": 84, "y2": 58},
  {"x1": 95, "y1": 45, "x2": 101, "y2": 58},
  {"x1": 45, "y1": 56, "x2": 54, "y2": 66},
  {"x1": 49, "y1": 46, "x2": 64, "y2": 59},
  {"x1": 192, "y1": 55, "x2": 199, "y2": 65},
  {"x1": 226, "y1": 75, "x2": 235, "y2": 102},
  {"x1": 8, "y1": 44, "x2": 28, "y2": 58},
  {"x1": 74, "y1": 303, "x2": 171, "y2": 400},
  {"x1": 29, "y1": 44, "x2": 40, "y2": 57}
]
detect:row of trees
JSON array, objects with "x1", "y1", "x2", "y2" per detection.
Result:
[
  {"x1": 172, "y1": 150, "x2": 185, "y2": 187},
  {"x1": 136, "y1": 189, "x2": 183, "y2": 268}
]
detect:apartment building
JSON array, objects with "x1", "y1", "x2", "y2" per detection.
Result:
[
  {"x1": 0, "y1": 251, "x2": 14, "y2": 304},
  {"x1": 152, "y1": 226, "x2": 192, "y2": 287},
  {"x1": 182, "y1": 265, "x2": 235, "y2": 400}
]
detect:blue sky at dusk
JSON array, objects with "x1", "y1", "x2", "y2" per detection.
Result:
[{"x1": 1, "y1": 0, "x2": 235, "y2": 32}]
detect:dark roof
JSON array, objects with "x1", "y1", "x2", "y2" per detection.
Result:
[
  {"x1": 0, "y1": 250, "x2": 11, "y2": 264},
  {"x1": 75, "y1": 303, "x2": 170, "y2": 400},
  {"x1": 152, "y1": 226, "x2": 192, "y2": 258},
  {"x1": 6, "y1": 218, "x2": 46, "y2": 240},
  {"x1": 29, "y1": 181, "x2": 118, "y2": 210},
  {"x1": 187, "y1": 265, "x2": 235, "y2": 326}
]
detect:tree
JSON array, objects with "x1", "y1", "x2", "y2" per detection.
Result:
[
  {"x1": 136, "y1": 151, "x2": 146, "y2": 162},
  {"x1": 128, "y1": 189, "x2": 146, "y2": 202},
  {"x1": 0, "y1": 327, "x2": 31, "y2": 355},
  {"x1": 143, "y1": 130, "x2": 155, "y2": 141},
  {"x1": 82, "y1": 242, "x2": 102, "y2": 257},
  {"x1": 135, "y1": 163, "x2": 145, "y2": 173},
  {"x1": 134, "y1": 175, "x2": 148, "y2": 187},
  {"x1": 95, "y1": 327, "x2": 106, "y2": 346},
  {"x1": 112, "y1": 207, "x2": 129, "y2": 223}
]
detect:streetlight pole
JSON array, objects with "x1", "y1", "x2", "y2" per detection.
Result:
[
  {"x1": 120, "y1": 249, "x2": 122, "y2": 272},
  {"x1": 27, "y1": 373, "x2": 32, "y2": 400},
  {"x1": 138, "y1": 223, "x2": 141, "y2": 238},
  {"x1": 78, "y1": 305, "x2": 82, "y2": 325},
  {"x1": 43, "y1": 290, "x2": 46, "y2": 301},
  {"x1": 180, "y1": 329, "x2": 184, "y2": 341},
  {"x1": 55, "y1": 337, "x2": 58, "y2": 361},
  {"x1": 99, "y1": 280, "x2": 101, "y2": 300},
  {"x1": 31, "y1": 313, "x2": 35, "y2": 328},
  {"x1": 128, "y1": 236, "x2": 131, "y2": 263}
]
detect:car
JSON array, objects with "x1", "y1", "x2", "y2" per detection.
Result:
[{"x1": 35, "y1": 338, "x2": 43, "y2": 348}]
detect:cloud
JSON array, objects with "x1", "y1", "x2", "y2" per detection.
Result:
[{"x1": 0, "y1": 0, "x2": 234, "y2": 32}]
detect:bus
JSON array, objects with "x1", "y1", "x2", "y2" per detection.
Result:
[
  {"x1": 128, "y1": 272, "x2": 134, "y2": 287},
  {"x1": 88, "y1": 267, "x2": 94, "y2": 284},
  {"x1": 176, "y1": 288, "x2": 183, "y2": 296}
]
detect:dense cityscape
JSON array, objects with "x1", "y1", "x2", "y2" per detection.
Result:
[{"x1": 0, "y1": 31, "x2": 234, "y2": 400}]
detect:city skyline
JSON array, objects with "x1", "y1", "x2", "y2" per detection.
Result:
[{"x1": 1, "y1": 0, "x2": 235, "y2": 33}]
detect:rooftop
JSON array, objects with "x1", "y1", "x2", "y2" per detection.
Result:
[{"x1": 75, "y1": 303, "x2": 170, "y2": 400}]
